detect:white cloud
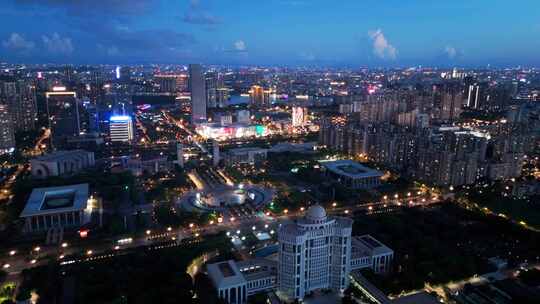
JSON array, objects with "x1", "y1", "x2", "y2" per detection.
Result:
[
  {"x1": 106, "y1": 46, "x2": 120, "y2": 56},
  {"x1": 2, "y1": 33, "x2": 35, "y2": 52},
  {"x1": 42, "y1": 33, "x2": 74, "y2": 54},
  {"x1": 368, "y1": 29, "x2": 397, "y2": 60},
  {"x1": 300, "y1": 52, "x2": 316, "y2": 61},
  {"x1": 445, "y1": 46, "x2": 457, "y2": 59},
  {"x1": 234, "y1": 40, "x2": 246, "y2": 51}
]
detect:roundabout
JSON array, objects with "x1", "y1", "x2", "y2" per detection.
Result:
[{"x1": 178, "y1": 183, "x2": 275, "y2": 213}]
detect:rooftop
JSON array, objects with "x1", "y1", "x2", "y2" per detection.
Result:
[
  {"x1": 32, "y1": 150, "x2": 92, "y2": 162},
  {"x1": 207, "y1": 260, "x2": 247, "y2": 288},
  {"x1": 352, "y1": 235, "x2": 393, "y2": 256},
  {"x1": 320, "y1": 160, "x2": 383, "y2": 179},
  {"x1": 20, "y1": 184, "x2": 90, "y2": 217}
]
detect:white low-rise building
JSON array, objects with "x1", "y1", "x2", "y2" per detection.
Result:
[
  {"x1": 351, "y1": 235, "x2": 394, "y2": 273},
  {"x1": 225, "y1": 147, "x2": 268, "y2": 165},
  {"x1": 20, "y1": 184, "x2": 97, "y2": 233},
  {"x1": 30, "y1": 150, "x2": 95, "y2": 179},
  {"x1": 207, "y1": 258, "x2": 277, "y2": 304}
]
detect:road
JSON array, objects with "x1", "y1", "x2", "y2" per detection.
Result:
[{"x1": 1, "y1": 191, "x2": 437, "y2": 276}]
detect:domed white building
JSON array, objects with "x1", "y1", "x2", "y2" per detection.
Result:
[{"x1": 277, "y1": 204, "x2": 353, "y2": 301}]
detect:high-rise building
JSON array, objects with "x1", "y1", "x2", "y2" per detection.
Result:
[
  {"x1": 46, "y1": 87, "x2": 80, "y2": 147},
  {"x1": 205, "y1": 71, "x2": 219, "y2": 108},
  {"x1": 189, "y1": 64, "x2": 207, "y2": 123},
  {"x1": 466, "y1": 84, "x2": 480, "y2": 109},
  {"x1": 109, "y1": 115, "x2": 134, "y2": 143},
  {"x1": 213, "y1": 140, "x2": 220, "y2": 167},
  {"x1": 119, "y1": 66, "x2": 132, "y2": 83},
  {"x1": 63, "y1": 65, "x2": 75, "y2": 83},
  {"x1": 439, "y1": 86, "x2": 463, "y2": 121},
  {"x1": 278, "y1": 205, "x2": 352, "y2": 301},
  {"x1": 292, "y1": 106, "x2": 307, "y2": 127},
  {"x1": 1, "y1": 80, "x2": 36, "y2": 131},
  {"x1": 236, "y1": 110, "x2": 251, "y2": 124},
  {"x1": 249, "y1": 85, "x2": 271, "y2": 108},
  {"x1": 176, "y1": 142, "x2": 184, "y2": 167},
  {"x1": 0, "y1": 104, "x2": 15, "y2": 154},
  {"x1": 155, "y1": 75, "x2": 178, "y2": 93}
]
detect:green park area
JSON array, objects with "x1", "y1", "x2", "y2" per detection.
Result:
[
  {"x1": 463, "y1": 183, "x2": 540, "y2": 230},
  {"x1": 353, "y1": 203, "x2": 540, "y2": 295},
  {"x1": 13, "y1": 233, "x2": 231, "y2": 304}
]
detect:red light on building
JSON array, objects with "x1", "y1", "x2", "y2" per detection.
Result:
[{"x1": 79, "y1": 229, "x2": 89, "y2": 238}]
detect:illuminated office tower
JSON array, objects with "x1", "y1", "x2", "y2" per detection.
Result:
[
  {"x1": 46, "y1": 87, "x2": 80, "y2": 146},
  {"x1": 0, "y1": 104, "x2": 15, "y2": 154},
  {"x1": 292, "y1": 106, "x2": 307, "y2": 127},
  {"x1": 466, "y1": 84, "x2": 481, "y2": 109},
  {"x1": 109, "y1": 115, "x2": 134, "y2": 143},
  {"x1": 189, "y1": 64, "x2": 207, "y2": 123}
]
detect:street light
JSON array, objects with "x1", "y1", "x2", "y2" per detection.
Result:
[
  {"x1": 146, "y1": 230, "x2": 151, "y2": 235},
  {"x1": 61, "y1": 243, "x2": 68, "y2": 248},
  {"x1": 86, "y1": 250, "x2": 93, "y2": 256},
  {"x1": 34, "y1": 247, "x2": 41, "y2": 252},
  {"x1": 9, "y1": 250, "x2": 16, "y2": 256},
  {"x1": 167, "y1": 227, "x2": 172, "y2": 232}
]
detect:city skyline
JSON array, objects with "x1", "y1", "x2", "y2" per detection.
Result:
[{"x1": 1, "y1": 0, "x2": 540, "y2": 67}]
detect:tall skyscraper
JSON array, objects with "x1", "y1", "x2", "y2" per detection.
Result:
[
  {"x1": 249, "y1": 85, "x2": 271, "y2": 108},
  {"x1": 212, "y1": 140, "x2": 220, "y2": 166},
  {"x1": 119, "y1": 66, "x2": 132, "y2": 83},
  {"x1": 466, "y1": 84, "x2": 481, "y2": 109},
  {"x1": 440, "y1": 85, "x2": 463, "y2": 122},
  {"x1": 292, "y1": 106, "x2": 307, "y2": 127},
  {"x1": 0, "y1": 104, "x2": 15, "y2": 154},
  {"x1": 45, "y1": 87, "x2": 80, "y2": 147},
  {"x1": 278, "y1": 205, "x2": 352, "y2": 301},
  {"x1": 176, "y1": 142, "x2": 184, "y2": 167},
  {"x1": 155, "y1": 75, "x2": 177, "y2": 93},
  {"x1": 1, "y1": 80, "x2": 37, "y2": 132},
  {"x1": 109, "y1": 115, "x2": 134, "y2": 143},
  {"x1": 189, "y1": 64, "x2": 207, "y2": 124}
]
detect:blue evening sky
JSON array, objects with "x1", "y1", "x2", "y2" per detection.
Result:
[{"x1": 1, "y1": 0, "x2": 539, "y2": 67}]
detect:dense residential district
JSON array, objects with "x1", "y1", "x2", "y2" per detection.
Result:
[{"x1": 0, "y1": 64, "x2": 538, "y2": 304}]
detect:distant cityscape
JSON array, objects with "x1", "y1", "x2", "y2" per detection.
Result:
[{"x1": 0, "y1": 61, "x2": 537, "y2": 304}]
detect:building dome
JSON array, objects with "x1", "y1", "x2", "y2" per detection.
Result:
[{"x1": 306, "y1": 204, "x2": 327, "y2": 222}]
